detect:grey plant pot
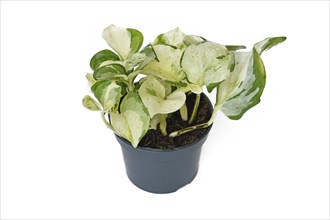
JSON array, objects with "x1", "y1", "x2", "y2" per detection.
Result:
[{"x1": 115, "y1": 125, "x2": 211, "y2": 194}]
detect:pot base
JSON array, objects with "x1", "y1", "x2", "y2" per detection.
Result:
[{"x1": 127, "y1": 169, "x2": 199, "y2": 194}]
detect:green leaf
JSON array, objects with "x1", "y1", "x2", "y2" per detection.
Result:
[
  {"x1": 181, "y1": 42, "x2": 232, "y2": 86},
  {"x1": 91, "y1": 81, "x2": 122, "y2": 112},
  {"x1": 225, "y1": 45, "x2": 246, "y2": 51},
  {"x1": 127, "y1": 28, "x2": 144, "y2": 56},
  {"x1": 102, "y1": 25, "x2": 144, "y2": 60},
  {"x1": 254, "y1": 36, "x2": 287, "y2": 55},
  {"x1": 111, "y1": 92, "x2": 150, "y2": 147},
  {"x1": 93, "y1": 64, "x2": 127, "y2": 81},
  {"x1": 139, "y1": 76, "x2": 186, "y2": 118},
  {"x1": 206, "y1": 82, "x2": 220, "y2": 93},
  {"x1": 82, "y1": 95, "x2": 102, "y2": 111},
  {"x1": 90, "y1": 49, "x2": 120, "y2": 71},
  {"x1": 140, "y1": 45, "x2": 186, "y2": 83}
]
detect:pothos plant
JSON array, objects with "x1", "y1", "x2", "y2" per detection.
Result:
[{"x1": 83, "y1": 24, "x2": 286, "y2": 147}]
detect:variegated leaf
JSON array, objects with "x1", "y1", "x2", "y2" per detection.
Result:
[
  {"x1": 111, "y1": 92, "x2": 149, "y2": 147},
  {"x1": 140, "y1": 45, "x2": 185, "y2": 83},
  {"x1": 90, "y1": 49, "x2": 120, "y2": 71},
  {"x1": 91, "y1": 80, "x2": 122, "y2": 112},
  {"x1": 153, "y1": 27, "x2": 186, "y2": 49},
  {"x1": 102, "y1": 25, "x2": 143, "y2": 60},
  {"x1": 93, "y1": 64, "x2": 127, "y2": 81},
  {"x1": 139, "y1": 76, "x2": 186, "y2": 118},
  {"x1": 82, "y1": 95, "x2": 102, "y2": 111},
  {"x1": 254, "y1": 36, "x2": 287, "y2": 55},
  {"x1": 181, "y1": 42, "x2": 232, "y2": 86},
  {"x1": 217, "y1": 37, "x2": 286, "y2": 119}
]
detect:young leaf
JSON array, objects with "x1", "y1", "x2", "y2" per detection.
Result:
[
  {"x1": 153, "y1": 27, "x2": 186, "y2": 49},
  {"x1": 102, "y1": 25, "x2": 143, "y2": 60},
  {"x1": 82, "y1": 95, "x2": 102, "y2": 111},
  {"x1": 254, "y1": 36, "x2": 287, "y2": 55},
  {"x1": 139, "y1": 76, "x2": 186, "y2": 118},
  {"x1": 140, "y1": 45, "x2": 185, "y2": 83},
  {"x1": 183, "y1": 35, "x2": 206, "y2": 46},
  {"x1": 181, "y1": 42, "x2": 232, "y2": 86},
  {"x1": 93, "y1": 64, "x2": 127, "y2": 81},
  {"x1": 91, "y1": 80, "x2": 122, "y2": 112},
  {"x1": 86, "y1": 73, "x2": 96, "y2": 86},
  {"x1": 111, "y1": 92, "x2": 150, "y2": 147},
  {"x1": 90, "y1": 49, "x2": 120, "y2": 71}
]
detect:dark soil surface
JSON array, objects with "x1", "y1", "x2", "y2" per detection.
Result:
[{"x1": 139, "y1": 93, "x2": 213, "y2": 149}]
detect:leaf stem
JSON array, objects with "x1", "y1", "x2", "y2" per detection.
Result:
[
  {"x1": 127, "y1": 70, "x2": 141, "y2": 91},
  {"x1": 179, "y1": 103, "x2": 188, "y2": 121},
  {"x1": 189, "y1": 93, "x2": 201, "y2": 124},
  {"x1": 159, "y1": 114, "x2": 168, "y2": 136},
  {"x1": 169, "y1": 104, "x2": 220, "y2": 138},
  {"x1": 101, "y1": 112, "x2": 115, "y2": 132}
]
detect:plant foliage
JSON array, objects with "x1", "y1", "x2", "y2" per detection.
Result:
[{"x1": 83, "y1": 24, "x2": 286, "y2": 147}]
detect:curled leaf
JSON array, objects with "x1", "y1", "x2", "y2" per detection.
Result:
[
  {"x1": 93, "y1": 64, "x2": 127, "y2": 81},
  {"x1": 90, "y1": 49, "x2": 120, "y2": 71},
  {"x1": 91, "y1": 81, "x2": 122, "y2": 112},
  {"x1": 82, "y1": 95, "x2": 101, "y2": 111}
]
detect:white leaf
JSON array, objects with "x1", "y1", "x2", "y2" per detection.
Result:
[
  {"x1": 153, "y1": 27, "x2": 186, "y2": 49},
  {"x1": 139, "y1": 76, "x2": 186, "y2": 118},
  {"x1": 140, "y1": 45, "x2": 185, "y2": 82},
  {"x1": 182, "y1": 42, "x2": 232, "y2": 86},
  {"x1": 216, "y1": 52, "x2": 252, "y2": 106},
  {"x1": 103, "y1": 25, "x2": 131, "y2": 60},
  {"x1": 102, "y1": 25, "x2": 143, "y2": 60}
]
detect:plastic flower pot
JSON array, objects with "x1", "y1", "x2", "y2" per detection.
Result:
[{"x1": 115, "y1": 125, "x2": 211, "y2": 194}]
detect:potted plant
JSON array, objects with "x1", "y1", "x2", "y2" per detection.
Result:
[{"x1": 82, "y1": 24, "x2": 286, "y2": 193}]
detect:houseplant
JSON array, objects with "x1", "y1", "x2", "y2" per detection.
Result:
[{"x1": 83, "y1": 24, "x2": 286, "y2": 193}]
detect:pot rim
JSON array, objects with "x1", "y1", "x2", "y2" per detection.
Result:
[{"x1": 115, "y1": 123, "x2": 212, "y2": 153}]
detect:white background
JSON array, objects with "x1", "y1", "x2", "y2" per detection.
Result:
[{"x1": 1, "y1": 1, "x2": 329, "y2": 219}]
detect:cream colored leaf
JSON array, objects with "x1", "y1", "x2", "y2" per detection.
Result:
[
  {"x1": 182, "y1": 42, "x2": 231, "y2": 86},
  {"x1": 140, "y1": 45, "x2": 185, "y2": 83},
  {"x1": 139, "y1": 76, "x2": 186, "y2": 118}
]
